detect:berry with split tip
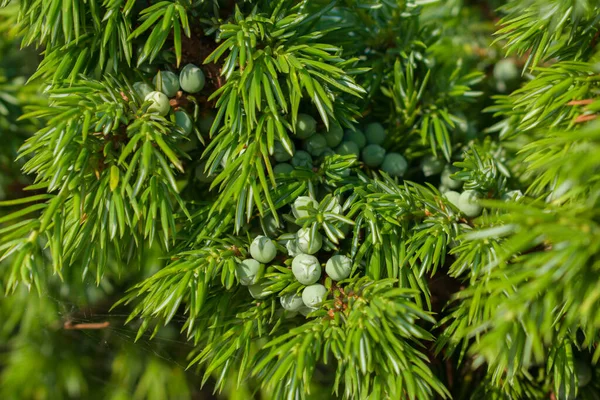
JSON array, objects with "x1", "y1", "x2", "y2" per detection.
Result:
[
  {"x1": 441, "y1": 166, "x2": 462, "y2": 189},
  {"x1": 443, "y1": 190, "x2": 461, "y2": 209},
  {"x1": 304, "y1": 134, "x2": 327, "y2": 156},
  {"x1": 292, "y1": 196, "x2": 318, "y2": 219},
  {"x1": 144, "y1": 91, "x2": 170, "y2": 116},
  {"x1": 280, "y1": 293, "x2": 304, "y2": 312},
  {"x1": 133, "y1": 81, "x2": 153, "y2": 99},
  {"x1": 248, "y1": 281, "x2": 270, "y2": 299},
  {"x1": 296, "y1": 227, "x2": 323, "y2": 255},
  {"x1": 179, "y1": 63, "x2": 205, "y2": 93},
  {"x1": 381, "y1": 153, "x2": 408, "y2": 177},
  {"x1": 292, "y1": 254, "x2": 321, "y2": 285},
  {"x1": 273, "y1": 140, "x2": 294, "y2": 162},
  {"x1": 302, "y1": 284, "x2": 327, "y2": 308},
  {"x1": 335, "y1": 141, "x2": 360, "y2": 158},
  {"x1": 365, "y1": 122, "x2": 386, "y2": 145},
  {"x1": 291, "y1": 150, "x2": 313, "y2": 168},
  {"x1": 458, "y1": 190, "x2": 483, "y2": 217},
  {"x1": 153, "y1": 71, "x2": 180, "y2": 97},
  {"x1": 274, "y1": 163, "x2": 294, "y2": 175},
  {"x1": 286, "y1": 238, "x2": 301, "y2": 257},
  {"x1": 361, "y1": 144, "x2": 386, "y2": 167},
  {"x1": 235, "y1": 259, "x2": 260, "y2": 286},
  {"x1": 175, "y1": 110, "x2": 193, "y2": 135},
  {"x1": 295, "y1": 114, "x2": 317, "y2": 139},
  {"x1": 250, "y1": 235, "x2": 277, "y2": 263},
  {"x1": 323, "y1": 122, "x2": 344, "y2": 147},
  {"x1": 343, "y1": 129, "x2": 367, "y2": 149},
  {"x1": 325, "y1": 255, "x2": 352, "y2": 281},
  {"x1": 421, "y1": 155, "x2": 444, "y2": 177}
]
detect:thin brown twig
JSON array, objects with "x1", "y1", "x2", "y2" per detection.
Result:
[{"x1": 64, "y1": 321, "x2": 110, "y2": 330}]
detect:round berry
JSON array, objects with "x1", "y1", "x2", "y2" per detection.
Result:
[
  {"x1": 458, "y1": 190, "x2": 483, "y2": 217},
  {"x1": 291, "y1": 150, "x2": 313, "y2": 169},
  {"x1": 235, "y1": 259, "x2": 260, "y2": 286},
  {"x1": 501, "y1": 190, "x2": 523, "y2": 202},
  {"x1": 325, "y1": 255, "x2": 352, "y2": 281},
  {"x1": 273, "y1": 140, "x2": 294, "y2": 162},
  {"x1": 295, "y1": 114, "x2": 317, "y2": 139},
  {"x1": 292, "y1": 196, "x2": 318, "y2": 219},
  {"x1": 144, "y1": 91, "x2": 170, "y2": 116},
  {"x1": 444, "y1": 190, "x2": 461, "y2": 209},
  {"x1": 175, "y1": 110, "x2": 193, "y2": 135},
  {"x1": 365, "y1": 122, "x2": 386, "y2": 145},
  {"x1": 179, "y1": 63, "x2": 206, "y2": 93},
  {"x1": 296, "y1": 227, "x2": 323, "y2": 255},
  {"x1": 280, "y1": 293, "x2": 304, "y2": 312},
  {"x1": 153, "y1": 71, "x2": 180, "y2": 97},
  {"x1": 323, "y1": 122, "x2": 344, "y2": 147},
  {"x1": 262, "y1": 213, "x2": 282, "y2": 238},
  {"x1": 304, "y1": 134, "x2": 327, "y2": 156},
  {"x1": 248, "y1": 281, "x2": 270, "y2": 299},
  {"x1": 291, "y1": 254, "x2": 321, "y2": 285},
  {"x1": 381, "y1": 153, "x2": 408, "y2": 177},
  {"x1": 198, "y1": 113, "x2": 215, "y2": 135},
  {"x1": 250, "y1": 235, "x2": 277, "y2": 263},
  {"x1": 273, "y1": 163, "x2": 294, "y2": 175},
  {"x1": 133, "y1": 81, "x2": 154, "y2": 100},
  {"x1": 286, "y1": 238, "x2": 301, "y2": 257},
  {"x1": 298, "y1": 306, "x2": 314, "y2": 316},
  {"x1": 493, "y1": 59, "x2": 519, "y2": 83},
  {"x1": 302, "y1": 284, "x2": 327, "y2": 308},
  {"x1": 441, "y1": 166, "x2": 462, "y2": 189},
  {"x1": 335, "y1": 141, "x2": 360, "y2": 158},
  {"x1": 320, "y1": 147, "x2": 335, "y2": 158},
  {"x1": 361, "y1": 144, "x2": 386, "y2": 167},
  {"x1": 344, "y1": 129, "x2": 367, "y2": 149},
  {"x1": 420, "y1": 155, "x2": 444, "y2": 177}
]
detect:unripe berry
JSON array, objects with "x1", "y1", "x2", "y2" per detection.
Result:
[
  {"x1": 458, "y1": 190, "x2": 483, "y2": 217},
  {"x1": 153, "y1": 71, "x2": 180, "y2": 97},
  {"x1": 144, "y1": 91, "x2": 170, "y2": 116},
  {"x1": 295, "y1": 114, "x2": 317, "y2": 139},
  {"x1": 198, "y1": 113, "x2": 215, "y2": 135},
  {"x1": 343, "y1": 129, "x2": 367, "y2": 149},
  {"x1": 296, "y1": 227, "x2": 323, "y2": 255},
  {"x1": 365, "y1": 122, "x2": 386, "y2": 145},
  {"x1": 133, "y1": 81, "x2": 154, "y2": 100},
  {"x1": 291, "y1": 150, "x2": 313, "y2": 169},
  {"x1": 381, "y1": 153, "x2": 408, "y2": 177},
  {"x1": 493, "y1": 59, "x2": 519, "y2": 83},
  {"x1": 443, "y1": 190, "x2": 461, "y2": 209},
  {"x1": 262, "y1": 214, "x2": 282, "y2": 238},
  {"x1": 274, "y1": 163, "x2": 294, "y2": 175},
  {"x1": 280, "y1": 293, "x2": 304, "y2": 312},
  {"x1": 320, "y1": 147, "x2": 335, "y2": 158},
  {"x1": 325, "y1": 255, "x2": 352, "y2": 281},
  {"x1": 302, "y1": 284, "x2": 327, "y2": 308},
  {"x1": 292, "y1": 196, "x2": 318, "y2": 219},
  {"x1": 248, "y1": 281, "x2": 270, "y2": 299},
  {"x1": 179, "y1": 63, "x2": 206, "y2": 93},
  {"x1": 420, "y1": 155, "x2": 444, "y2": 177},
  {"x1": 501, "y1": 190, "x2": 523, "y2": 202},
  {"x1": 292, "y1": 254, "x2": 321, "y2": 285},
  {"x1": 250, "y1": 235, "x2": 277, "y2": 263},
  {"x1": 286, "y1": 238, "x2": 301, "y2": 257},
  {"x1": 175, "y1": 110, "x2": 193, "y2": 135},
  {"x1": 323, "y1": 122, "x2": 344, "y2": 147},
  {"x1": 304, "y1": 134, "x2": 327, "y2": 156},
  {"x1": 273, "y1": 140, "x2": 294, "y2": 162},
  {"x1": 298, "y1": 306, "x2": 315, "y2": 316},
  {"x1": 235, "y1": 258, "x2": 260, "y2": 286},
  {"x1": 361, "y1": 144, "x2": 386, "y2": 167},
  {"x1": 335, "y1": 141, "x2": 360, "y2": 158},
  {"x1": 441, "y1": 166, "x2": 462, "y2": 189}
]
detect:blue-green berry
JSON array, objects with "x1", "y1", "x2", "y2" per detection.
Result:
[
  {"x1": 302, "y1": 284, "x2": 327, "y2": 308},
  {"x1": 291, "y1": 150, "x2": 313, "y2": 169},
  {"x1": 365, "y1": 122, "x2": 386, "y2": 145},
  {"x1": 133, "y1": 81, "x2": 154, "y2": 100},
  {"x1": 381, "y1": 153, "x2": 408, "y2": 177},
  {"x1": 291, "y1": 254, "x2": 321, "y2": 285},
  {"x1": 144, "y1": 91, "x2": 170, "y2": 116},
  {"x1": 250, "y1": 235, "x2": 277, "y2": 263},
  {"x1": 335, "y1": 141, "x2": 360, "y2": 158},
  {"x1": 320, "y1": 147, "x2": 335, "y2": 158},
  {"x1": 343, "y1": 129, "x2": 367, "y2": 149},
  {"x1": 286, "y1": 238, "x2": 301, "y2": 257},
  {"x1": 273, "y1": 140, "x2": 295, "y2": 162},
  {"x1": 323, "y1": 122, "x2": 344, "y2": 147},
  {"x1": 179, "y1": 63, "x2": 205, "y2": 93},
  {"x1": 295, "y1": 114, "x2": 317, "y2": 139},
  {"x1": 501, "y1": 190, "x2": 523, "y2": 202},
  {"x1": 235, "y1": 259, "x2": 260, "y2": 286},
  {"x1": 274, "y1": 163, "x2": 294, "y2": 175},
  {"x1": 292, "y1": 196, "x2": 318, "y2": 219},
  {"x1": 298, "y1": 306, "x2": 315, "y2": 316},
  {"x1": 248, "y1": 281, "x2": 270, "y2": 299},
  {"x1": 420, "y1": 155, "x2": 444, "y2": 177},
  {"x1": 458, "y1": 190, "x2": 483, "y2": 217},
  {"x1": 280, "y1": 293, "x2": 304, "y2": 312},
  {"x1": 296, "y1": 227, "x2": 323, "y2": 255},
  {"x1": 444, "y1": 190, "x2": 461, "y2": 209},
  {"x1": 304, "y1": 134, "x2": 327, "y2": 156},
  {"x1": 441, "y1": 166, "x2": 462, "y2": 189},
  {"x1": 494, "y1": 59, "x2": 519, "y2": 83},
  {"x1": 325, "y1": 255, "x2": 352, "y2": 281},
  {"x1": 261, "y1": 214, "x2": 282, "y2": 238},
  {"x1": 153, "y1": 71, "x2": 180, "y2": 97},
  {"x1": 175, "y1": 110, "x2": 193, "y2": 135},
  {"x1": 361, "y1": 144, "x2": 386, "y2": 167}
]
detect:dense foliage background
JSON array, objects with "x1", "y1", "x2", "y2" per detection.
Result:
[{"x1": 1, "y1": 0, "x2": 600, "y2": 399}]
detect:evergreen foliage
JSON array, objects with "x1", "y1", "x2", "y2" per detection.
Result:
[{"x1": 1, "y1": 0, "x2": 600, "y2": 399}]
